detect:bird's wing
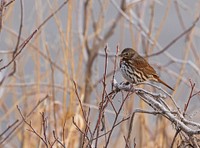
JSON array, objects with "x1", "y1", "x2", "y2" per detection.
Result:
[{"x1": 131, "y1": 55, "x2": 158, "y2": 76}]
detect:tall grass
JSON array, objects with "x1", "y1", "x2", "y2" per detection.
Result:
[{"x1": 0, "y1": 0, "x2": 200, "y2": 147}]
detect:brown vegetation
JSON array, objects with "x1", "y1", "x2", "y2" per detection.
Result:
[{"x1": 0, "y1": 0, "x2": 200, "y2": 147}]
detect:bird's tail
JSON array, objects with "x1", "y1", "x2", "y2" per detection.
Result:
[{"x1": 157, "y1": 78, "x2": 174, "y2": 91}]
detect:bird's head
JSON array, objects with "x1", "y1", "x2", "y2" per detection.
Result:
[{"x1": 119, "y1": 48, "x2": 138, "y2": 59}]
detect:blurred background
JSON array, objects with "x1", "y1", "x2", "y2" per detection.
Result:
[{"x1": 0, "y1": 0, "x2": 200, "y2": 147}]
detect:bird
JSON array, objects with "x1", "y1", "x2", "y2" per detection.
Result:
[{"x1": 119, "y1": 48, "x2": 174, "y2": 91}]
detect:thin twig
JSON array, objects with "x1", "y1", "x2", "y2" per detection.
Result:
[
  {"x1": 72, "y1": 117, "x2": 91, "y2": 146},
  {"x1": 5, "y1": 0, "x2": 15, "y2": 7},
  {"x1": 183, "y1": 80, "x2": 200, "y2": 116},
  {"x1": 127, "y1": 112, "x2": 135, "y2": 145},
  {"x1": 137, "y1": 81, "x2": 181, "y2": 113},
  {"x1": 0, "y1": 119, "x2": 19, "y2": 137},
  {"x1": 95, "y1": 45, "x2": 108, "y2": 148},
  {"x1": 105, "y1": 91, "x2": 131, "y2": 147},
  {"x1": 82, "y1": 108, "x2": 91, "y2": 147},
  {"x1": 73, "y1": 80, "x2": 92, "y2": 136},
  {"x1": 0, "y1": 0, "x2": 69, "y2": 72},
  {"x1": 147, "y1": 15, "x2": 200, "y2": 57},
  {"x1": 90, "y1": 89, "x2": 118, "y2": 145},
  {"x1": 113, "y1": 79, "x2": 200, "y2": 142},
  {"x1": 91, "y1": 116, "x2": 130, "y2": 141},
  {"x1": 62, "y1": 116, "x2": 67, "y2": 146},
  {"x1": 17, "y1": 106, "x2": 49, "y2": 148},
  {"x1": 170, "y1": 129, "x2": 181, "y2": 148},
  {"x1": 0, "y1": 95, "x2": 48, "y2": 144},
  {"x1": 40, "y1": 112, "x2": 48, "y2": 145},
  {"x1": 53, "y1": 130, "x2": 66, "y2": 148}
]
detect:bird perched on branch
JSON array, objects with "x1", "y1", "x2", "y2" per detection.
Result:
[{"x1": 119, "y1": 48, "x2": 174, "y2": 91}]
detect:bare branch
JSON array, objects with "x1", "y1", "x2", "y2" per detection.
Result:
[
  {"x1": 17, "y1": 106, "x2": 49, "y2": 148},
  {"x1": 0, "y1": 0, "x2": 69, "y2": 72},
  {"x1": 0, "y1": 95, "x2": 48, "y2": 145},
  {"x1": 52, "y1": 130, "x2": 65, "y2": 148},
  {"x1": 147, "y1": 15, "x2": 200, "y2": 57},
  {"x1": 113, "y1": 79, "x2": 200, "y2": 144}
]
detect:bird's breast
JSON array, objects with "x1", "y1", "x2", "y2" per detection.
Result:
[
  {"x1": 120, "y1": 60, "x2": 137, "y2": 83},
  {"x1": 120, "y1": 60, "x2": 148, "y2": 83}
]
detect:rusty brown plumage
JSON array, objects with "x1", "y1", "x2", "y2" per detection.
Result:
[{"x1": 119, "y1": 48, "x2": 174, "y2": 91}]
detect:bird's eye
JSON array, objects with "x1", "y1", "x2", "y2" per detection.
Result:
[{"x1": 125, "y1": 53, "x2": 128, "y2": 56}]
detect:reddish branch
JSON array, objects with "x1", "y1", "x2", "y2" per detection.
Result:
[
  {"x1": 94, "y1": 45, "x2": 108, "y2": 147},
  {"x1": 73, "y1": 46, "x2": 131, "y2": 147},
  {"x1": 0, "y1": 95, "x2": 48, "y2": 145},
  {"x1": 91, "y1": 116, "x2": 130, "y2": 141},
  {"x1": 183, "y1": 80, "x2": 200, "y2": 116},
  {"x1": 0, "y1": 0, "x2": 69, "y2": 72},
  {"x1": 52, "y1": 130, "x2": 65, "y2": 148},
  {"x1": 73, "y1": 80, "x2": 92, "y2": 135},
  {"x1": 0, "y1": 119, "x2": 19, "y2": 138},
  {"x1": 17, "y1": 107, "x2": 65, "y2": 148},
  {"x1": 105, "y1": 91, "x2": 132, "y2": 147},
  {"x1": 17, "y1": 106, "x2": 49, "y2": 147},
  {"x1": 0, "y1": 0, "x2": 6, "y2": 32},
  {"x1": 40, "y1": 112, "x2": 48, "y2": 145},
  {"x1": 0, "y1": 0, "x2": 22, "y2": 85},
  {"x1": 82, "y1": 108, "x2": 91, "y2": 146}
]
